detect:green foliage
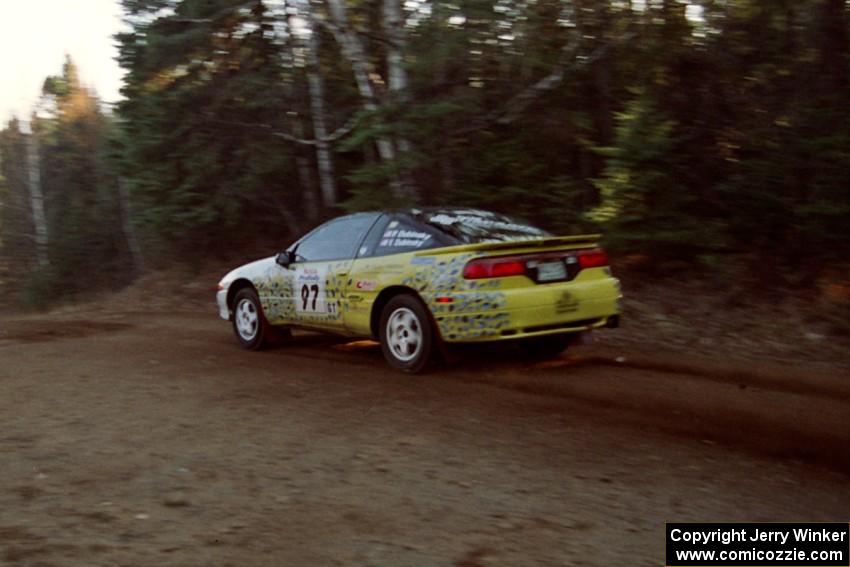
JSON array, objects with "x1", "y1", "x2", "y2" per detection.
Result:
[
  {"x1": 588, "y1": 93, "x2": 722, "y2": 256},
  {"x1": 2, "y1": 0, "x2": 849, "y2": 308},
  {"x1": 115, "y1": 0, "x2": 304, "y2": 257},
  {"x1": 41, "y1": 61, "x2": 133, "y2": 299}
]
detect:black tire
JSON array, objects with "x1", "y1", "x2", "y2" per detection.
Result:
[
  {"x1": 231, "y1": 288, "x2": 269, "y2": 350},
  {"x1": 379, "y1": 294, "x2": 437, "y2": 374},
  {"x1": 521, "y1": 333, "x2": 574, "y2": 360}
]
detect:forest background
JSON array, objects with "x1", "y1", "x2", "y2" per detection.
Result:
[{"x1": 1, "y1": 0, "x2": 848, "y2": 316}]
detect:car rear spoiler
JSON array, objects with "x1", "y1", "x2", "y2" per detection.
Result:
[{"x1": 417, "y1": 234, "x2": 602, "y2": 256}]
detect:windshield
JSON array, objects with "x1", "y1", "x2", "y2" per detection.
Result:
[{"x1": 411, "y1": 208, "x2": 550, "y2": 244}]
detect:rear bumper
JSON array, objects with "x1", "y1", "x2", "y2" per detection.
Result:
[
  {"x1": 434, "y1": 302, "x2": 620, "y2": 343},
  {"x1": 426, "y1": 276, "x2": 621, "y2": 343}
]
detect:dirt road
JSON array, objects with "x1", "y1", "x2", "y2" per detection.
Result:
[{"x1": 1, "y1": 308, "x2": 848, "y2": 567}]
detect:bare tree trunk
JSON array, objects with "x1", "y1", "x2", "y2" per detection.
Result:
[
  {"x1": 293, "y1": 118, "x2": 320, "y2": 222},
  {"x1": 818, "y1": 0, "x2": 848, "y2": 91},
  {"x1": 324, "y1": 0, "x2": 380, "y2": 109},
  {"x1": 439, "y1": 151, "x2": 455, "y2": 195},
  {"x1": 117, "y1": 177, "x2": 145, "y2": 274},
  {"x1": 324, "y1": 0, "x2": 408, "y2": 200},
  {"x1": 382, "y1": 0, "x2": 417, "y2": 200},
  {"x1": 383, "y1": 0, "x2": 408, "y2": 98},
  {"x1": 25, "y1": 127, "x2": 49, "y2": 268},
  {"x1": 305, "y1": 10, "x2": 338, "y2": 209},
  {"x1": 592, "y1": 2, "x2": 614, "y2": 146}
]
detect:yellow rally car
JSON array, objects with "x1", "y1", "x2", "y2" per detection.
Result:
[{"x1": 216, "y1": 208, "x2": 621, "y2": 373}]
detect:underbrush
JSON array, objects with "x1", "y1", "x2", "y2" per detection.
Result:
[
  {"x1": 3, "y1": 255, "x2": 849, "y2": 370},
  {"x1": 611, "y1": 262, "x2": 850, "y2": 369}
]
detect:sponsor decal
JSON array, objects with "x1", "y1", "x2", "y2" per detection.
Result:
[
  {"x1": 355, "y1": 279, "x2": 377, "y2": 291},
  {"x1": 555, "y1": 291, "x2": 579, "y2": 314}
]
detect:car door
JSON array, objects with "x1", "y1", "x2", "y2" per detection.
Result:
[{"x1": 285, "y1": 213, "x2": 380, "y2": 331}]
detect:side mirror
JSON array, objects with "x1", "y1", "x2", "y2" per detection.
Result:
[{"x1": 275, "y1": 250, "x2": 296, "y2": 268}]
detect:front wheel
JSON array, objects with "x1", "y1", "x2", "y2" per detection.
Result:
[
  {"x1": 379, "y1": 294, "x2": 437, "y2": 374},
  {"x1": 232, "y1": 288, "x2": 269, "y2": 350}
]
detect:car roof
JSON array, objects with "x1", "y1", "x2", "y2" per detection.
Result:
[{"x1": 359, "y1": 206, "x2": 496, "y2": 217}]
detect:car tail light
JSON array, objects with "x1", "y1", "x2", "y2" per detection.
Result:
[
  {"x1": 463, "y1": 249, "x2": 608, "y2": 280},
  {"x1": 463, "y1": 258, "x2": 527, "y2": 279},
  {"x1": 577, "y1": 248, "x2": 609, "y2": 269},
  {"x1": 491, "y1": 260, "x2": 526, "y2": 277}
]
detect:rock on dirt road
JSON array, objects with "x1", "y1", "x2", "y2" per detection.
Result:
[{"x1": 1, "y1": 309, "x2": 848, "y2": 567}]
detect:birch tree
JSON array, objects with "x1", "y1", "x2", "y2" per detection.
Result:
[
  {"x1": 303, "y1": 1, "x2": 337, "y2": 209},
  {"x1": 382, "y1": 0, "x2": 415, "y2": 190},
  {"x1": 324, "y1": 0, "x2": 411, "y2": 201},
  {"x1": 24, "y1": 123, "x2": 49, "y2": 268}
]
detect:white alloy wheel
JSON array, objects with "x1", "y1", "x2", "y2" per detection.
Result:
[
  {"x1": 379, "y1": 294, "x2": 437, "y2": 373},
  {"x1": 235, "y1": 297, "x2": 259, "y2": 341},
  {"x1": 386, "y1": 307, "x2": 423, "y2": 362}
]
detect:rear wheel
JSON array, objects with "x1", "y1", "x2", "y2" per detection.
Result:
[
  {"x1": 232, "y1": 288, "x2": 269, "y2": 350},
  {"x1": 521, "y1": 333, "x2": 574, "y2": 360},
  {"x1": 379, "y1": 294, "x2": 436, "y2": 374}
]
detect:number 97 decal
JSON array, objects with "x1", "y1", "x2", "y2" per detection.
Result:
[
  {"x1": 300, "y1": 284, "x2": 319, "y2": 311},
  {"x1": 294, "y1": 267, "x2": 335, "y2": 314}
]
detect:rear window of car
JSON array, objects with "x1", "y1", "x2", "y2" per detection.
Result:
[
  {"x1": 358, "y1": 215, "x2": 452, "y2": 257},
  {"x1": 411, "y1": 209, "x2": 550, "y2": 244}
]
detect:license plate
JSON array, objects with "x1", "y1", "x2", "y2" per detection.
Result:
[{"x1": 536, "y1": 260, "x2": 567, "y2": 282}]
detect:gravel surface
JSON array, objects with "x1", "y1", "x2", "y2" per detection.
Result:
[{"x1": 1, "y1": 307, "x2": 848, "y2": 566}]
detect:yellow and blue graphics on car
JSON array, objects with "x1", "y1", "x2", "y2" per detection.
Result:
[{"x1": 216, "y1": 208, "x2": 622, "y2": 373}]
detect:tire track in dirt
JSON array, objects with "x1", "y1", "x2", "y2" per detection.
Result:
[
  {"x1": 3, "y1": 310, "x2": 849, "y2": 475},
  {"x1": 230, "y1": 329, "x2": 850, "y2": 475}
]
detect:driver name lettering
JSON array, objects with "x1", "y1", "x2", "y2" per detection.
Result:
[{"x1": 380, "y1": 229, "x2": 431, "y2": 249}]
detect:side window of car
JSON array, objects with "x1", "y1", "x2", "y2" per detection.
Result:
[
  {"x1": 359, "y1": 216, "x2": 447, "y2": 258},
  {"x1": 295, "y1": 214, "x2": 379, "y2": 262},
  {"x1": 355, "y1": 215, "x2": 389, "y2": 258}
]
